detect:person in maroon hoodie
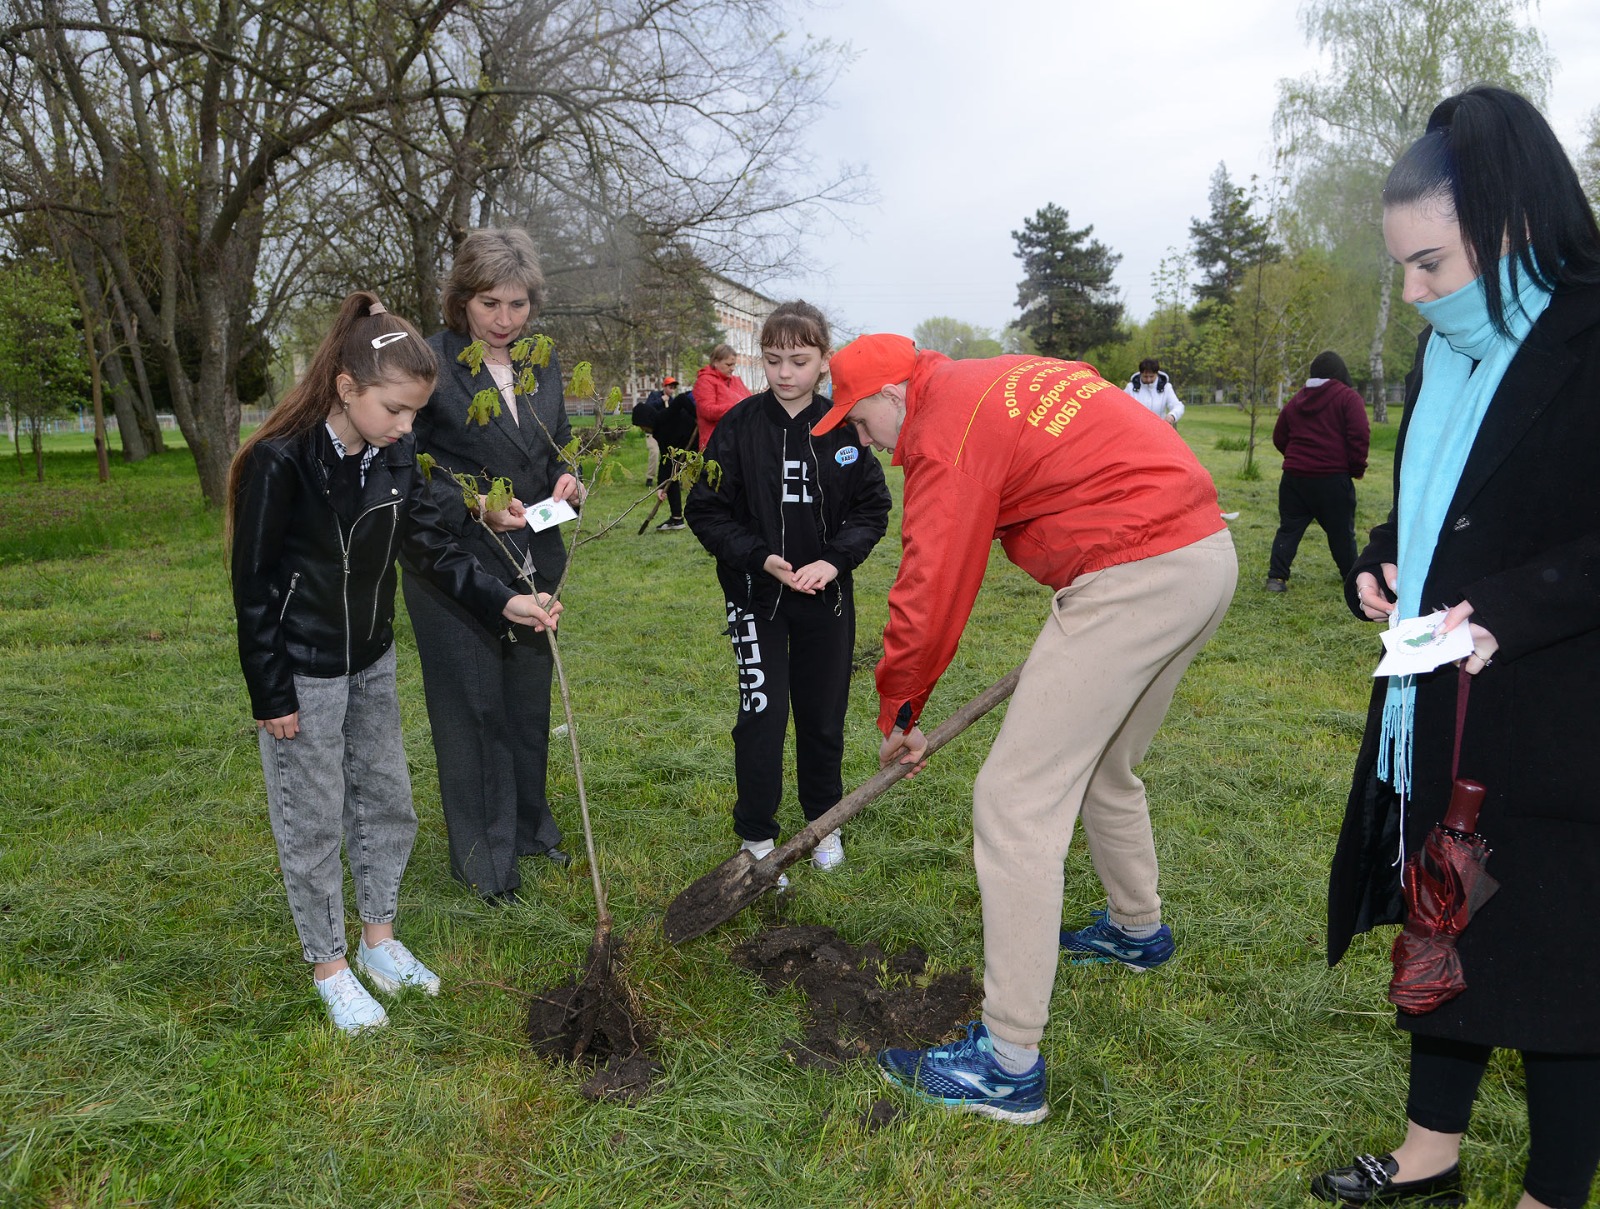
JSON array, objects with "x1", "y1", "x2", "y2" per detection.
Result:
[{"x1": 1265, "y1": 350, "x2": 1371, "y2": 592}]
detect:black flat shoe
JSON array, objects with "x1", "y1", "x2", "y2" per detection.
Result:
[
  {"x1": 542, "y1": 847, "x2": 573, "y2": 869},
  {"x1": 1310, "y1": 1154, "x2": 1464, "y2": 1206},
  {"x1": 483, "y1": 887, "x2": 521, "y2": 908}
]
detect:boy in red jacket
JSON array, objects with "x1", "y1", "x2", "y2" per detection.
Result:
[{"x1": 812, "y1": 334, "x2": 1237, "y2": 1124}]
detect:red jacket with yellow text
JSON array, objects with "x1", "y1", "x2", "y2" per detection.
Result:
[{"x1": 875, "y1": 352, "x2": 1225, "y2": 734}]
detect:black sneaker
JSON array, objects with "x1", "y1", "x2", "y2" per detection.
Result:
[
  {"x1": 1264, "y1": 577, "x2": 1288, "y2": 593},
  {"x1": 1310, "y1": 1153, "x2": 1464, "y2": 1205},
  {"x1": 656, "y1": 518, "x2": 686, "y2": 531}
]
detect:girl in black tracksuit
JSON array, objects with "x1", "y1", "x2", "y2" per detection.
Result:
[{"x1": 685, "y1": 302, "x2": 891, "y2": 866}]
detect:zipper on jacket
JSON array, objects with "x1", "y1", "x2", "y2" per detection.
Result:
[
  {"x1": 370, "y1": 504, "x2": 398, "y2": 641},
  {"x1": 770, "y1": 429, "x2": 788, "y2": 619},
  {"x1": 338, "y1": 496, "x2": 399, "y2": 674},
  {"x1": 279, "y1": 571, "x2": 301, "y2": 622}
]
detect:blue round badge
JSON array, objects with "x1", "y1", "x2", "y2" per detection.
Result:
[{"x1": 834, "y1": 446, "x2": 859, "y2": 466}]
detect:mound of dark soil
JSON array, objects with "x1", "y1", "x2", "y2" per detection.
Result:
[
  {"x1": 858, "y1": 1099, "x2": 902, "y2": 1131},
  {"x1": 526, "y1": 940, "x2": 663, "y2": 1103},
  {"x1": 733, "y1": 925, "x2": 981, "y2": 1069}
]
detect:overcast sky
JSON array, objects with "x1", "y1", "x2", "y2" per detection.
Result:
[{"x1": 763, "y1": 0, "x2": 1600, "y2": 341}]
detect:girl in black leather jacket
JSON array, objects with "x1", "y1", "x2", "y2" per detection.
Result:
[{"x1": 227, "y1": 292, "x2": 558, "y2": 1033}]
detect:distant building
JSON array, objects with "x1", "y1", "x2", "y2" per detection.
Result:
[{"x1": 704, "y1": 271, "x2": 776, "y2": 388}]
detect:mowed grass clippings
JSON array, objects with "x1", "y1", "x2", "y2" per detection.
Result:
[{"x1": 0, "y1": 414, "x2": 1559, "y2": 1207}]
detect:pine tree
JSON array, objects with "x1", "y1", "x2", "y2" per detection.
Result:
[
  {"x1": 1011, "y1": 204, "x2": 1126, "y2": 359},
  {"x1": 1188, "y1": 164, "x2": 1282, "y2": 315}
]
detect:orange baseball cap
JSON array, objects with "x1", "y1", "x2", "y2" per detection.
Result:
[
  {"x1": 663, "y1": 376, "x2": 679, "y2": 386},
  {"x1": 811, "y1": 333, "x2": 917, "y2": 435}
]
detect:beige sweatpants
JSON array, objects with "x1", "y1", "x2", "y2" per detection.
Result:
[
  {"x1": 975, "y1": 528, "x2": 1237, "y2": 1045},
  {"x1": 644, "y1": 434, "x2": 661, "y2": 484}
]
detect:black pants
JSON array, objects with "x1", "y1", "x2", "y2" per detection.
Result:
[
  {"x1": 662, "y1": 478, "x2": 683, "y2": 521},
  {"x1": 725, "y1": 584, "x2": 854, "y2": 843},
  {"x1": 402, "y1": 572, "x2": 561, "y2": 898},
  {"x1": 1268, "y1": 472, "x2": 1357, "y2": 581},
  {"x1": 1407, "y1": 1034, "x2": 1600, "y2": 1208}
]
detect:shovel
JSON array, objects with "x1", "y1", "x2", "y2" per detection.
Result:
[{"x1": 663, "y1": 664, "x2": 1023, "y2": 944}]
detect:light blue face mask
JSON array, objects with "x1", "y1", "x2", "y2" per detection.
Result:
[{"x1": 1415, "y1": 254, "x2": 1548, "y2": 360}]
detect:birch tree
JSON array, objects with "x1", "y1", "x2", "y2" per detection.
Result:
[{"x1": 1275, "y1": 0, "x2": 1551, "y2": 421}]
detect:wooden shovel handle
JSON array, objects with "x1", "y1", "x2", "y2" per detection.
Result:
[{"x1": 766, "y1": 664, "x2": 1024, "y2": 871}]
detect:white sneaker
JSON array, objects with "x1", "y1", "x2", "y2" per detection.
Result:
[
  {"x1": 357, "y1": 937, "x2": 442, "y2": 997},
  {"x1": 315, "y1": 967, "x2": 389, "y2": 1033},
  {"x1": 811, "y1": 829, "x2": 844, "y2": 871},
  {"x1": 740, "y1": 838, "x2": 789, "y2": 890}
]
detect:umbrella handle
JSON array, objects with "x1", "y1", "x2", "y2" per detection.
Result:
[{"x1": 1442, "y1": 779, "x2": 1487, "y2": 834}]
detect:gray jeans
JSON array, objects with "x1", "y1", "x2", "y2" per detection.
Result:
[{"x1": 257, "y1": 645, "x2": 417, "y2": 963}]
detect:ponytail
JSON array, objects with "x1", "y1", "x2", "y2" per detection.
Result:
[{"x1": 226, "y1": 291, "x2": 437, "y2": 545}]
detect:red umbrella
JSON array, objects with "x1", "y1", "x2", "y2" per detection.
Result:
[{"x1": 1388, "y1": 777, "x2": 1500, "y2": 1014}]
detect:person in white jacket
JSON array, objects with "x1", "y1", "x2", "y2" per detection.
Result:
[{"x1": 1126, "y1": 358, "x2": 1185, "y2": 425}]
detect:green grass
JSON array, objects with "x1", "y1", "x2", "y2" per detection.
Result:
[{"x1": 0, "y1": 413, "x2": 1571, "y2": 1207}]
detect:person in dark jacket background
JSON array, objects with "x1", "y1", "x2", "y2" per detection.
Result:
[
  {"x1": 1264, "y1": 350, "x2": 1370, "y2": 592},
  {"x1": 631, "y1": 376, "x2": 676, "y2": 486},
  {"x1": 650, "y1": 384, "x2": 699, "y2": 531},
  {"x1": 686, "y1": 301, "x2": 890, "y2": 873}
]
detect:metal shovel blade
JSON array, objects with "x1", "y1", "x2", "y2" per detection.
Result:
[
  {"x1": 662, "y1": 850, "x2": 776, "y2": 944},
  {"x1": 662, "y1": 663, "x2": 1022, "y2": 945}
]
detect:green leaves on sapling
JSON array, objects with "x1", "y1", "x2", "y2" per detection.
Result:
[
  {"x1": 416, "y1": 452, "x2": 437, "y2": 481},
  {"x1": 483, "y1": 476, "x2": 515, "y2": 513},
  {"x1": 559, "y1": 437, "x2": 582, "y2": 478},
  {"x1": 466, "y1": 387, "x2": 502, "y2": 427},
  {"x1": 457, "y1": 339, "x2": 489, "y2": 376},
  {"x1": 512, "y1": 334, "x2": 554, "y2": 368},
  {"x1": 569, "y1": 361, "x2": 594, "y2": 399}
]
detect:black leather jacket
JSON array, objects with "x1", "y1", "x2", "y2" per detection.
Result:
[{"x1": 232, "y1": 424, "x2": 513, "y2": 719}]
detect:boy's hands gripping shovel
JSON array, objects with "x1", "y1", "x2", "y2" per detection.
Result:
[{"x1": 662, "y1": 664, "x2": 1023, "y2": 945}]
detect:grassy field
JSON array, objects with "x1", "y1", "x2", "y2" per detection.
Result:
[{"x1": 0, "y1": 411, "x2": 1567, "y2": 1207}]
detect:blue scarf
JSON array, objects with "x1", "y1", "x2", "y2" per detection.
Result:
[{"x1": 1378, "y1": 256, "x2": 1552, "y2": 796}]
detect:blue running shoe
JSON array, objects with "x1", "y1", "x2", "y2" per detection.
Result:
[
  {"x1": 1060, "y1": 908, "x2": 1175, "y2": 971},
  {"x1": 877, "y1": 1022, "x2": 1048, "y2": 1125}
]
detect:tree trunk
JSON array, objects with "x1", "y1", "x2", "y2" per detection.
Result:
[
  {"x1": 30, "y1": 422, "x2": 44, "y2": 483},
  {"x1": 102, "y1": 346, "x2": 150, "y2": 462},
  {"x1": 109, "y1": 283, "x2": 165, "y2": 455},
  {"x1": 63, "y1": 257, "x2": 111, "y2": 482},
  {"x1": 1369, "y1": 256, "x2": 1393, "y2": 424}
]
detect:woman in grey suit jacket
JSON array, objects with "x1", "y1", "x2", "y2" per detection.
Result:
[{"x1": 401, "y1": 228, "x2": 584, "y2": 904}]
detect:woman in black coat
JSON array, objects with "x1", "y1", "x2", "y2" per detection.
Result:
[
  {"x1": 1314, "y1": 88, "x2": 1600, "y2": 1209},
  {"x1": 400, "y1": 228, "x2": 584, "y2": 904}
]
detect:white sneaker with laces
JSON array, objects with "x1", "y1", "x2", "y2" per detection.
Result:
[
  {"x1": 811, "y1": 829, "x2": 844, "y2": 871},
  {"x1": 315, "y1": 967, "x2": 389, "y2": 1033},
  {"x1": 357, "y1": 937, "x2": 442, "y2": 996},
  {"x1": 740, "y1": 838, "x2": 789, "y2": 890}
]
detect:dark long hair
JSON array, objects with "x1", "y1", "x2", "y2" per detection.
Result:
[
  {"x1": 1384, "y1": 85, "x2": 1600, "y2": 336},
  {"x1": 225, "y1": 291, "x2": 436, "y2": 544}
]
